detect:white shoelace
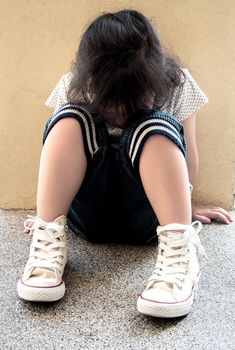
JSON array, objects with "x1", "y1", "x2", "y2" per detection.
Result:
[
  {"x1": 147, "y1": 221, "x2": 207, "y2": 290},
  {"x1": 23, "y1": 215, "x2": 66, "y2": 278}
]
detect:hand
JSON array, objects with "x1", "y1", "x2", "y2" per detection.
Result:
[
  {"x1": 192, "y1": 204, "x2": 234, "y2": 224},
  {"x1": 23, "y1": 220, "x2": 34, "y2": 236}
]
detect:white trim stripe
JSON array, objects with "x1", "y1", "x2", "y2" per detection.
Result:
[
  {"x1": 67, "y1": 104, "x2": 99, "y2": 153},
  {"x1": 130, "y1": 125, "x2": 183, "y2": 165},
  {"x1": 129, "y1": 118, "x2": 180, "y2": 159},
  {"x1": 48, "y1": 107, "x2": 99, "y2": 157},
  {"x1": 76, "y1": 107, "x2": 99, "y2": 153}
]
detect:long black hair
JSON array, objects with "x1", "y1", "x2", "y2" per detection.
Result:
[{"x1": 67, "y1": 9, "x2": 186, "y2": 127}]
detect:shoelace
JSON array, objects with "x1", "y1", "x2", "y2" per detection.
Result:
[
  {"x1": 147, "y1": 221, "x2": 208, "y2": 290},
  {"x1": 23, "y1": 215, "x2": 66, "y2": 278}
]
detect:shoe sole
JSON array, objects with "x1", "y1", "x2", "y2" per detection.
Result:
[
  {"x1": 17, "y1": 279, "x2": 65, "y2": 302},
  {"x1": 137, "y1": 274, "x2": 200, "y2": 318}
]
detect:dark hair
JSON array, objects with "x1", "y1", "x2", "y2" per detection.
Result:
[{"x1": 67, "y1": 9, "x2": 186, "y2": 127}]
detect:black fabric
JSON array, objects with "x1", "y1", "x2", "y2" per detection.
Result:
[{"x1": 42, "y1": 107, "x2": 187, "y2": 245}]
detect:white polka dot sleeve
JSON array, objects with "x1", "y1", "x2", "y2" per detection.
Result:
[
  {"x1": 45, "y1": 72, "x2": 72, "y2": 113},
  {"x1": 45, "y1": 69, "x2": 208, "y2": 123},
  {"x1": 168, "y1": 68, "x2": 209, "y2": 122}
]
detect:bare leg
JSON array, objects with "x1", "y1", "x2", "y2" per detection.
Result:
[
  {"x1": 137, "y1": 135, "x2": 206, "y2": 319},
  {"x1": 36, "y1": 118, "x2": 87, "y2": 222},
  {"x1": 139, "y1": 135, "x2": 191, "y2": 226}
]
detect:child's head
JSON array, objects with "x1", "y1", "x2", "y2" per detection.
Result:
[{"x1": 68, "y1": 9, "x2": 185, "y2": 126}]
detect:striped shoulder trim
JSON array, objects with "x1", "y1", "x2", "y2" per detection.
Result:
[
  {"x1": 49, "y1": 103, "x2": 99, "y2": 158},
  {"x1": 129, "y1": 117, "x2": 184, "y2": 165}
]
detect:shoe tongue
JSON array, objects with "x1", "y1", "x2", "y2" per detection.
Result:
[
  {"x1": 36, "y1": 228, "x2": 54, "y2": 247},
  {"x1": 34, "y1": 223, "x2": 61, "y2": 253},
  {"x1": 164, "y1": 230, "x2": 185, "y2": 240},
  {"x1": 53, "y1": 215, "x2": 66, "y2": 227},
  {"x1": 35, "y1": 215, "x2": 66, "y2": 229}
]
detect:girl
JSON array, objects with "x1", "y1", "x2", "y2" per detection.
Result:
[{"x1": 17, "y1": 9, "x2": 233, "y2": 318}]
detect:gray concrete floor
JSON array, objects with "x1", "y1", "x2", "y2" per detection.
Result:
[{"x1": 0, "y1": 209, "x2": 234, "y2": 350}]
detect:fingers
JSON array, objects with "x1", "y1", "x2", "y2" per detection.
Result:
[
  {"x1": 23, "y1": 229, "x2": 33, "y2": 235},
  {"x1": 210, "y1": 207, "x2": 233, "y2": 221},
  {"x1": 193, "y1": 214, "x2": 211, "y2": 224},
  {"x1": 23, "y1": 221, "x2": 34, "y2": 235},
  {"x1": 198, "y1": 211, "x2": 231, "y2": 224},
  {"x1": 193, "y1": 205, "x2": 234, "y2": 225},
  {"x1": 208, "y1": 208, "x2": 233, "y2": 224},
  {"x1": 194, "y1": 212, "x2": 230, "y2": 225}
]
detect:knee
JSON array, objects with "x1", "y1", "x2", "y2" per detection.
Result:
[
  {"x1": 127, "y1": 113, "x2": 186, "y2": 170},
  {"x1": 143, "y1": 133, "x2": 173, "y2": 148},
  {"x1": 47, "y1": 117, "x2": 83, "y2": 139},
  {"x1": 42, "y1": 104, "x2": 101, "y2": 160},
  {"x1": 42, "y1": 117, "x2": 84, "y2": 154},
  {"x1": 141, "y1": 133, "x2": 184, "y2": 158}
]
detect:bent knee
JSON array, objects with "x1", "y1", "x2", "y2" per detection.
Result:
[
  {"x1": 42, "y1": 103, "x2": 102, "y2": 160},
  {"x1": 144, "y1": 133, "x2": 173, "y2": 145},
  {"x1": 127, "y1": 115, "x2": 186, "y2": 171},
  {"x1": 42, "y1": 117, "x2": 85, "y2": 158},
  {"x1": 43, "y1": 117, "x2": 84, "y2": 149},
  {"x1": 47, "y1": 117, "x2": 83, "y2": 138}
]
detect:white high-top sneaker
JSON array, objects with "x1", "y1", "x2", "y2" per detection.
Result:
[
  {"x1": 137, "y1": 221, "x2": 207, "y2": 318},
  {"x1": 17, "y1": 214, "x2": 68, "y2": 302}
]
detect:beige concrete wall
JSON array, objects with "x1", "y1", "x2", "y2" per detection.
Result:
[{"x1": 0, "y1": 0, "x2": 234, "y2": 210}]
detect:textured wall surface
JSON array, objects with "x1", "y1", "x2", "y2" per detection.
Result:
[{"x1": 0, "y1": 0, "x2": 234, "y2": 209}]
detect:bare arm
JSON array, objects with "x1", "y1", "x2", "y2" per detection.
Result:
[
  {"x1": 181, "y1": 112, "x2": 233, "y2": 224},
  {"x1": 181, "y1": 112, "x2": 199, "y2": 187}
]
